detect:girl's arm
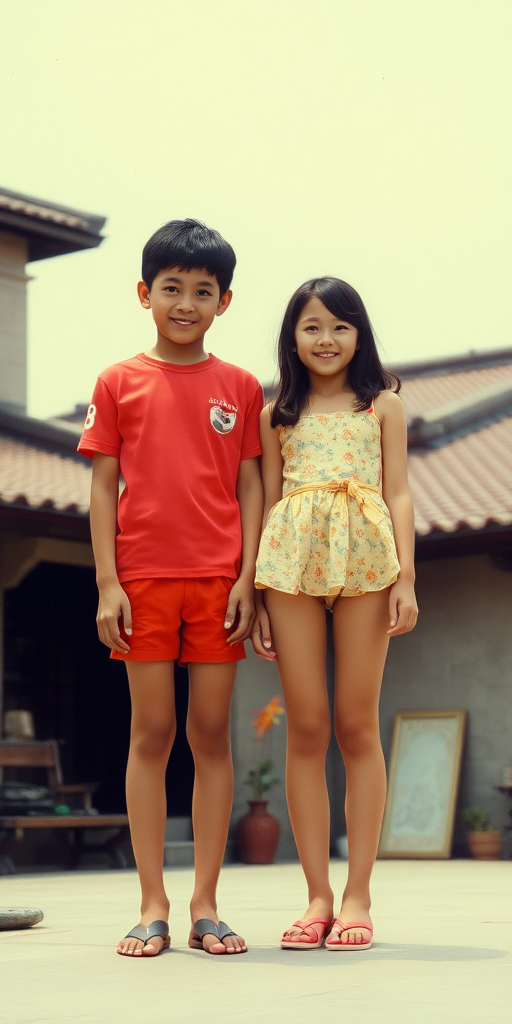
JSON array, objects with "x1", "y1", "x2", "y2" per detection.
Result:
[
  {"x1": 251, "y1": 405, "x2": 284, "y2": 660},
  {"x1": 375, "y1": 391, "x2": 419, "y2": 636},
  {"x1": 90, "y1": 452, "x2": 132, "y2": 653}
]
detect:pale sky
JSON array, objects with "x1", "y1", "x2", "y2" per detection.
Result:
[{"x1": 1, "y1": 0, "x2": 511, "y2": 420}]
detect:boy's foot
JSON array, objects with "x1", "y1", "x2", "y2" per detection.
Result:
[
  {"x1": 281, "y1": 896, "x2": 334, "y2": 943},
  {"x1": 117, "y1": 901, "x2": 170, "y2": 956},
  {"x1": 189, "y1": 901, "x2": 246, "y2": 954},
  {"x1": 326, "y1": 897, "x2": 373, "y2": 947}
]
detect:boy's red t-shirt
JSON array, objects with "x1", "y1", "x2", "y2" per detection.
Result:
[{"x1": 78, "y1": 353, "x2": 263, "y2": 582}]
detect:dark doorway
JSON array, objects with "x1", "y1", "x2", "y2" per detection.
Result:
[{"x1": 3, "y1": 562, "x2": 194, "y2": 815}]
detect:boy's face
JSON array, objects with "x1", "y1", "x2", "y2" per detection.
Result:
[{"x1": 138, "y1": 267, "x2": 231, "y2": 347}]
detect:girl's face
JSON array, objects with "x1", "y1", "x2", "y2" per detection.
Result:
[{"x1": 294, "y1": 296, "x2": 358, "y2": 380}]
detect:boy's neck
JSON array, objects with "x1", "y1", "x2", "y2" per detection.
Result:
[{"x1": 146, "y1": 333, "x2": 210, "y2": 365}]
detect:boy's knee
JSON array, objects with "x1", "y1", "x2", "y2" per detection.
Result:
[
  {"x1": 131, "y1": 719, "x2": 176, "y2": 759},
  {"x1": 187, "y1": 719, "x2": 230, "y2": 760}
]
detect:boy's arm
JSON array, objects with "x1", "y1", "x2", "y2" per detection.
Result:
[
  {"x1": 225, "y1": 456, "x2": 263, "y2": 644},
  {"x1": 90, "y1": 452, "x2": 132, "y2": 653}
]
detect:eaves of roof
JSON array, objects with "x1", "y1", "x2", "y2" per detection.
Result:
[{"x1": 0, "y1": 187, "x2": 105, "y2": 261}]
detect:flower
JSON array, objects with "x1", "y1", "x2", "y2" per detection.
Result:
[
  {"x1": 252, "y1": 696, "x2": 285, "y2": 738},
  {"x1": 245, "y1": 697, "x2": 285, "y2": 799}
]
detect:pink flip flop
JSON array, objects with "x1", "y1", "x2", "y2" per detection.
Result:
[
  {"x1": 325, "y1": 918, "x2": 373, "y2": 950},
  {"x1": 281, "y1": 917, "x2": 332, "y2": 950}
]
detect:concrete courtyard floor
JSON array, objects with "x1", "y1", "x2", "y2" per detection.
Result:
[{"x1": 1, "y1": 859, "x2": 511, "y2": 1024}]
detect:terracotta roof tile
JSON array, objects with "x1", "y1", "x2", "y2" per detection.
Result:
[
  {"x1": 400, "y1": 364, "x2": 512, "y2": 420},
  {"x1": 409, "y1": 417, "x2": 512, "y2": 534},
  {"x1": 0, "y1": 436, "x2": 90, "y2": 514}
]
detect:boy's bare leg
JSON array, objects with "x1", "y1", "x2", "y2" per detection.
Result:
[
  {"x1": 117, "y1": 661, "x2": 176, "y2": 956},
  {"x1": 329, "y1": 590, "x2": 390, "y2": 946},
  {"x1": 264, "y1": 589, "x2": 334, "y2": 934},
  {"x1": 187, "y1": 662, "x2": 246, "y2": 954}
]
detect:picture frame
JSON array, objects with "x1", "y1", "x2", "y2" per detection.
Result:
[{"x1": 378, "y1": 709, "x2": 467, "y2": 859}]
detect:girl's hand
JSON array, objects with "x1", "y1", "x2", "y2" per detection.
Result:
[
  {"x1": 97, "y1": 581, "x2": 132, "y2": 652},
  {"x1": 225, "y1": 577, "x2": 255, "y2": 643},
  {"x1": 250, "y1": 595, "x2": 276, "y2": 660},
  {"x1": 387, "y1": 579, "x2": 418, "y2": 636}
]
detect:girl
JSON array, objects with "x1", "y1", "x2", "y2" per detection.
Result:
[{"x1": 252, "y1": 277, "x2": 418, "y2": 950}]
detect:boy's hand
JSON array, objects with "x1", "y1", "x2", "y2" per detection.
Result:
[
  {"x1": 387, "y1": 579, "x2": 418, "y2": 636},
  {"x1": 250, "y1": 594, "x2": 276, "y2": 661},
  {"x1": 96, "y1": 581, "x2": 132, "y2": 653},
  {"x1": 224, "y1": 577, "x2": 255, "y2": 644}
]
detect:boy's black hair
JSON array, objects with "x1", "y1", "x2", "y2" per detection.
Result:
[
  {"x1": 271, "y1": 277, "x2": 400, "y2": 428},
  {"x1": 142, "y1": 218, "x2": 236, "y2": 295}
]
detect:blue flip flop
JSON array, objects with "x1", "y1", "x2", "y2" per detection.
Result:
[{"x1": 189, "y1": 918, "x2": 247, "y2": 954}]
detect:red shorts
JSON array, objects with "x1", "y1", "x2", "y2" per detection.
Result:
[{"x1": 110, "y1": 577, "x2": 246, "y2": 664}]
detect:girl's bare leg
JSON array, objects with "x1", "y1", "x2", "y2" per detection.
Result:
[
  {"x1": 117, "y1": 661, "x2": 176, "y2": 956},
  {"x1": 187, "y1": 662, "x2": 246, "y2": 953},
  {"x1": 265, "y1": 589, "x2": 334, "y2": 932},
  {"x1": 329, "y1": 589, "x2": 390, "y2": 945}
]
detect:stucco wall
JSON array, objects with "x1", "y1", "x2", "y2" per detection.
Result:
[
  {"x1": 381, "y1": 552, "x2": 512, "y2": 852},
  {"x1": 0, "y1": 231, "x2": 29, "y2": 414},
  {"x1": 232, "y1": 552, "x2": 512, "y2": 859}
]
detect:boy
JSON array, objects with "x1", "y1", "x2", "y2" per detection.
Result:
[{"x1": 78, "y1": 219, "x2": 263, "y2": 957}]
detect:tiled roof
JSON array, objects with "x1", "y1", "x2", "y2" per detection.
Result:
[
  {"x1": 400, "y1": 363, "x2": 512, "y2": 420},
  {"x1": 408, "y1": 418, "x2": 512, "y2": 535},
  {"x1": 0, "y1": 186, "x2": 105, "y2": 261},
  {"x1": 0, "y1": 193, "x2": 88, "y2": 231},
  {"x1": 0, "y1": 435, "x2": 90, "y2": 515},
  {"x1": 1, "y1": 350, "x2": 511, "y2": 539}
]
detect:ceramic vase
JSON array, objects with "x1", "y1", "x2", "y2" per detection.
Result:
[{"x1": 237, "y1": 800, "x2": 280, "y2": 864}]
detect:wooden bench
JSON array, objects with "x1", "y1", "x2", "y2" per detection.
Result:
[{"x1": 0, "y1": 740, "x2": 130, "y2": 874}]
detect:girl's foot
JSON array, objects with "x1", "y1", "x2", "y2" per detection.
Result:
[
  {"x1": 282, "y1": 896, "x2": 334, "y2": 942},
  {"x1": 326, "y1": 896, "x2": 372, "y2": 947},
  {"x1": 117, "y1": 899, "x2": 170, "y2": 956},
  {"x1": 189, "y1": 899, "x2": 246, "y2": 954}
]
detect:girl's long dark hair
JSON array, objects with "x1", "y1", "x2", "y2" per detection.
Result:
[{"x1": 271, "y1": 277, "x2": 400, "y2": 428}]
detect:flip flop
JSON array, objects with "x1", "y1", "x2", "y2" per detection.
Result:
[
  {"x1": 325, "y1": 918, "x2": 373, "y2": 950},
  {"x1": 281, "y1": 917, "x2": 332, "y2": 950},
  {"x1": 119, "y1": 919, "x2": 170, "y2": 956},
  {"x1": 189, "y1": 918, "x2": 247, "y2": 954}
]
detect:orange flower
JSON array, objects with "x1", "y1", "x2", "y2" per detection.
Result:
[
  {"x1": 270, "y1": 536, "x2": 281, "y2": 549},
  {"x1": 252, "y1": 697, "x2": 285, "y2": 737},
  {"x1": 344, "y1": 452, "x2": 354, "y2": 463},
  {"x1": 365, "y1": 570, "x2": 377, "y2": 582},
  {"x1": 357, "y1": 558, "x2": 365, "y2": 565},
  {"x1": 342, "y1": 429, "x2": 354, "y2": 440}
]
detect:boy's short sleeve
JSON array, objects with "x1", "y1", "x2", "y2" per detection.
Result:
[
  {"x1": 240, "y1": 381, "x2": 264, "y2": 460},
  {"x1": 77, "y1": 377, "x2": 121, "y2": 460}
]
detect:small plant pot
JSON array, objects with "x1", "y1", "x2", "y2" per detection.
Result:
[
  {"x1": 236, "y1": 801, "x2": 280, "y2": 864},
  {"x1": 467, "y1": 831, "x2": 503, "y2": 860}
]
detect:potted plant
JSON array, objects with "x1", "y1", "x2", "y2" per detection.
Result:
[
  {"x1": 462, "y1": 807, "x2": 503, "y2": 860},
  {"x1": 236, "y1": 697, "x2": 285, "y2": 864}
]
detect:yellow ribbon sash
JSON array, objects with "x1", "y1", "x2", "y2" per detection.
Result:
[{"x1": 278, "y1": 479, "x2": 385, "y2": 527}]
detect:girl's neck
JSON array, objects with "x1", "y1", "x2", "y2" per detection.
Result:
[{"x1": 307, "y1": 374, "x2": 356, "y2": 413}]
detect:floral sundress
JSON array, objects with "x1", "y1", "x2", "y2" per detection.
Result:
[{"x1": 255, "y1": 408, "x2": 400, "y2": 605}]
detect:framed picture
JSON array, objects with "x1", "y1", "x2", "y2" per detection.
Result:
[{"x1": 378, "y1": 709, "x2": 467, "y2": 859}]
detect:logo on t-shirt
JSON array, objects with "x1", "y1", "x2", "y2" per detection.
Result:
[{"x1": 209, "y1": 398, "x2": 237, "y2": 435}]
